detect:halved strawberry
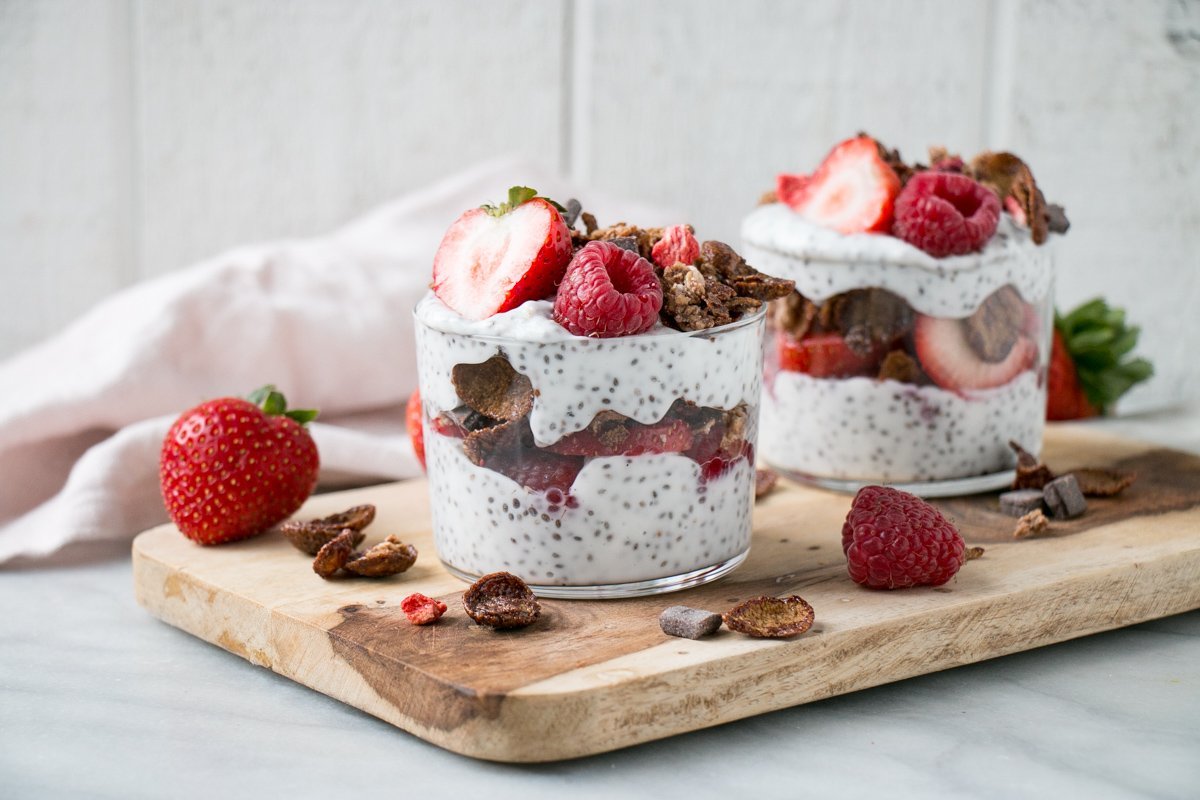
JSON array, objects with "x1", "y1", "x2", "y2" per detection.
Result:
[
  {"x1": 914, "y1": 315, "x2": 1037, "y2": 392},
  {"x1": 777, "y1": 332, "x2": 882, "y2": 378},
  {"x1": 775, "y1": 173, "x2": 810, "y2": 208},
  {"x1": 780, "y1": 135, "x2": 900, "y2": 234},
  {"x1": 431, "y1": 186, "x2": 572, "y2": 320},
  {"x1": 546, "y1": 418, "x2": 693, "y2": 457}
]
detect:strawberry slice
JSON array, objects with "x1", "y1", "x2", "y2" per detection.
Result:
[
  {"x1": 781, "y1": 135, "x2": 900, "y2": 234},
  {"x1": 777, "y1": 332, "x2": 882, "y2": 378},
  {"x1": 914, "y1": 315, "x2": 1037, "y2": 392},
  {"x1": 775, "y1": 172, "x2": 810, "y2": 207},
  {"x1": 432, "y1": 186, "x2": 573, "y2": 320},
  {"x1": 546, "y1": 418, "x2": 693, "y2": 457}
]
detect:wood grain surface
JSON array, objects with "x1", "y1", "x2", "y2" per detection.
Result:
[{"x1": 132, "y1": 427, "x2": 1200, "y2": 762}]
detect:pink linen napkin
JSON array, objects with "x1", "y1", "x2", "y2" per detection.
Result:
[{"x1": 0, "y1": 158, "x2": 677, "y2": 563}]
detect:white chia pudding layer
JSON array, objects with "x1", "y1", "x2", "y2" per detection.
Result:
[
  {"x1": 425, "y1": 425, "x2": 754, "y2": 585},
  {"x1": 414, "y1": 291, "x2": 764, "y2": 588},
  {"x1": 741, "y1": 204, "x2": 1053, "y2": 316},
  {"x1": 415, "y1": 294, "x2": 764, "y2": 446},
  {"x1": 762, "y1": 371, "x2": 1045, "y2": 482}
]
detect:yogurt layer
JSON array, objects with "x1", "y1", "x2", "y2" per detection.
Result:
[
  {"x1": 741, "y1": 204, "x2": 1054, "y2": 316},
  {"x1": 426, "y1": 432, "x2": 753, "y2": 585},
  {"x1": 415, "y1": 293, "x2": 764, "y2": 446},
  {"x1": 762, "y1": 371, "x2": 1045, "y2": 482}
]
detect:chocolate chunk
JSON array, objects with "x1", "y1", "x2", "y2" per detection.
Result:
[
  {"x1": 581, "y1": 211, "x2": 598, "y2": 235},
  {"x1": 1000, "y1": 489, "x2": 1045, "y2": 517},
  {"x1": 608, "y1": 236, "x2": 639, "y2": 253},
  {"x1": 1046, "y1": 203, "x2": 1070, "y2": 235},
  {"x1": 1043, "y1": 474, "x2": 1087, "y2": 520},
  {"x1": 964, "y1": 286, "x2": 1025, "y2": 362},
  {"x1": 1013, "y1": 508, "x2": 1050, "y2": 539},
  {"x1": 696, "y1": 240, "x2": 794, "y2": 302},
  {"x1": 562, "y1": 198, "x2": 582, "y2": 229},
  {"x1": 451, "y1": 355, "x2": 535, "y2": 421},
  {"x1": 659, "y1": 606, "x2": 723, "y2": 639}
]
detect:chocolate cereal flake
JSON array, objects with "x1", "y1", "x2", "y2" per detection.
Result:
[
  {"x1": 877, "y1": 350, "x2": 924, "y2": 384},
  {"x1": 830, "y1": 289, "x2": 914, "y2": 357},
  {"x1": 969, "y1": 151, "x2": 1050, "y2": 245},
  {"x1": 1010, "y1": 441, "x2": 1056, "y2": 490},
  {"x1": 312, "y1": 529, "x2": 357, "y2": 579},
  {"x1": 773, "y1": 292, "x2": 818, "y2": 339},
  {"x1": 463, "y1": 571, "x2": 541, "y2": 629},
  {"x1": 343, "y1": 535, "x2": 418, "y2": 577},
  {"x1": 723, "y1": 595, "x2": 815, "y2": 639},
  {"x1": 1071, "y1": 468, "x2": 1136, "y2": 497},
  {"x1": 964, "y1": 286, "x2": 1025, "y2": 362},
  {"x1": 451, "y1": 355, "x2": 535, "y2": 422},
  {"x1": 755, "y1": 468, "x2": 779, "y2": 500},
  {"x1": 281, "y1": 505, "x2": 374, "y2": 555}
]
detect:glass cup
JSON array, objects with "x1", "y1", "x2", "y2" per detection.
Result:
[
  {"x1": 743, "y1": 207, "x2": 1055, "y2": 497},
  {"x1": 414, "y1": 299, "x2": 766, "y2": 598}
]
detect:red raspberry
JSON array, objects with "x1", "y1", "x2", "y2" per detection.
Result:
[
  {"x1": 841, "y1": 486, "x2": 966, "y2": 589},
  {"x1": 553, "y1": 241, "x2": 663, "y2": 337},
  {"x1": 401, "y1": 593, "x2": 447, "y2": 625},
  {"x1": 892, "y1": 172, "x2": 1000, "y2": 258},
  {"x1": 651, "y1": 224, "x2": 700, "y2": 268}
]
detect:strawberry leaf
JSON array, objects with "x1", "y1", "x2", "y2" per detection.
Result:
[
  {"x1": 481, "y1": 186, "x2": 563, "y2": 217},
  {"x1": 1055, "y1": 298, "x2": 1153, "y2": 412},
  {"x1": 284, "y1": 409, "x2": 320, "y2": 425},
  {"x1": 245, "y1": 384, "x2": 318, "y2": 425}
]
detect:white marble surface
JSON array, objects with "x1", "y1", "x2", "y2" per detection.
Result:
[{"x1": 3, "y1": 410, "x2": 1199, "y2": 799}]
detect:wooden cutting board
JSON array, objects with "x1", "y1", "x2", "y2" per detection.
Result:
[{"x1": 132, "y1": 427, "x2": 1200, "y2": 762}]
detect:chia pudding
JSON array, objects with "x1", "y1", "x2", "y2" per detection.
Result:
[
  {"x1": 416, "y1": 189, "x2": 792, "y2": 597},
  {"x1": 743, "y1": 137, "x2": 1066, "y2": 495}
]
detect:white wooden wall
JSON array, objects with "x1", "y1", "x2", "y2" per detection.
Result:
[{"x1": 3, "y1": 0, "x2": 1198, "y2": 412}]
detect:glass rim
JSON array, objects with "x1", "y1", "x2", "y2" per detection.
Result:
[{"x1": 412, "y1": 295, "x2": 767, "y2": 345}]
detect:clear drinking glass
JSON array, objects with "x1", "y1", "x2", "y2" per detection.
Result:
[
  {"x1": 744, "y1": 207, "x2": 1055, "y2": 497},
  {"x1": 414, "y1": 299, "x2": 766, "y2": 598}
]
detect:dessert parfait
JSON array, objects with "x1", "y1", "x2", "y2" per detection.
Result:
[
  {"x1": 415, "y1": 188, "x2": 793, "y2": 597},
  {"x1": 742, "y1": 136, "x2": 1069, "y2": 495}
]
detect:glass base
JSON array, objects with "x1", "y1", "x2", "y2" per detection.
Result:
[
  {"x1": 440, "y1": 548, "x2": 750, "y2": 600},
  {"x1": 775, "y1": 467, "x2": 1016, "y2": 498}
]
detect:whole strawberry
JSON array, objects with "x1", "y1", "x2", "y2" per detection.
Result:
[
  {"x1": 1047, "y1": 298, "x2": 1152, "y2": 421},
  {"x1": 406, "y1": 388, "x2": 425, "y2": 469},
  {"x1": 842, "y1": 486, "x2": 966, "y2": 589},
  {"x1": 160, "y1": 385, "x2": 320, "y2": 545}
]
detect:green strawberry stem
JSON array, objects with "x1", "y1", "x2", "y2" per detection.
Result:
[
  {"x1": 1054, "y1": 298, "x2": 1153, "y2": 413},
  {"x1": 481, "y1": 186, "x2": 565, "y2": 217},
  {"x1": 245, "y1": 385, "x2": 319, "y2": 425}
]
